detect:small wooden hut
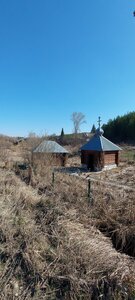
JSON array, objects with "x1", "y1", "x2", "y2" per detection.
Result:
[
  {"x1": 32, "y1": 140, "x2": 68, "y2": 167},
  {"x1": 80, "y1": 128, "x2": 122, "y2": 171}
]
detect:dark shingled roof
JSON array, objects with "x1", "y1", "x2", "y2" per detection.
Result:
[
  {"x1": 81, "y1": 129, "x2": 122, "y2": 152},
  {"x1": 33, "y1": 140, "x2": 68, "y2": 154}
]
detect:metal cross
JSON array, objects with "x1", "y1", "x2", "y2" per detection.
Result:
[{"x1": 98, "y1": 116, "x2": 102, "y2": 129}]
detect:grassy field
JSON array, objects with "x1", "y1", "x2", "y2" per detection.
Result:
[
  {"x1": 0, "y1": 136, "x2": 135, "y2": 299},
  {"x1": 120, "y1": 146, "x2": 135, "y2": 163}
]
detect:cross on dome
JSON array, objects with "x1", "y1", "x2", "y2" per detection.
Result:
[{"x1": 97, "y1": 116, "x2": 102, "y2": 130}]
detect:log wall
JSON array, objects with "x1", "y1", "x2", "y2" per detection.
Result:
[
  {"x1": 81, "y1": 150, "x2": 119, "y2": 169},
  {"x1": 104, "y1": 152, "x2": 116, "y2": 165},
  {"x1": 32, "y1": 152, "x2": 67, "y2": 167}
]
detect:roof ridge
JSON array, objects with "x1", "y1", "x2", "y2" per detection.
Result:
[
  {"x1": 99, "y1": 135, "x2": 103, "y2": 151},
  {"x1": 101, "y1": 136, "x2": 122, "y2": 151},
  {"x1": 80, "y1": 134, "x2": 122, "y2": 152}
]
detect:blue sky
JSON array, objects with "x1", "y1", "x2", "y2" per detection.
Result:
[{"x1": 0, "y1": 0, "x2": 135, "y2": 136}]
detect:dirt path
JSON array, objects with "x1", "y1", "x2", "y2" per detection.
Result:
[{"x1": 55, "y1": 166, "x2": 135, "y2": 192}]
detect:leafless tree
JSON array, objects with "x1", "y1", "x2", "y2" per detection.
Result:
[{"x1": 71, "y1": 112, "x2": 86, "y2": 134}]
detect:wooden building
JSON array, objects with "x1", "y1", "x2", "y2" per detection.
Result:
[
  {"x1": 80, "y1": 128, "x2": 122, "y2": 171},
  {"x1": 32, "y1": 140, "x2": 68, "y2": 167}
]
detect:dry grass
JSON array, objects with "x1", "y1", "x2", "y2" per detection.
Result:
[
  {"x1": 0, "y1": 141, "x2": 135, "y2": 299},
  {"x1": 0, "y1": 168, "x2": 135, "y2": 299},
  {"x1": 89, "y1": 180, "x2": 135, "y2": 258}
]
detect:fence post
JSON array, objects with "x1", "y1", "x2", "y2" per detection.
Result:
[
  {"x1": 52, "y1": 171, "x2": 55, "y2": 186},
  {"x1": 88, "y1": 179, "x2": 92, "y2": 205}
]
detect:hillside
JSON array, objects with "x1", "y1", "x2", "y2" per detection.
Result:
[{"x1": 103, "y1": 112, "x2": 135, "y2": 143}]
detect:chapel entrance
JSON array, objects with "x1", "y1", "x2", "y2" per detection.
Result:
[{"x1": 88, "y1": 154, "x2": 95, "y2": 171}]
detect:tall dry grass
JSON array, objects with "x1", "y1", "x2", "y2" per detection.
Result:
[
  {"x1": 90, "y1": 180, "x2": 135, "y2": 258},
  {"x1": 0, "y1": 168, "x2": 135, "y2": 299}
]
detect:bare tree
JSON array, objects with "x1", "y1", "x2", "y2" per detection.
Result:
[{"x1": 71, "y1": 112, "x2": 86, "y2": 134}]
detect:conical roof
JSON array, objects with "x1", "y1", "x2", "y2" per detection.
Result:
[{"x1": 81, "y1": 128, "x2": 122, "y2": 152}]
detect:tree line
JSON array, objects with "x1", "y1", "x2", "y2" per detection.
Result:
[{"x1": 102, "y1": 112, "x2": 135, "y2": 143}]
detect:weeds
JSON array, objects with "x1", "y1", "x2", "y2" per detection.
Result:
[{"x1": 0, "y1": 139, "x2": 135, "y2": 299}]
